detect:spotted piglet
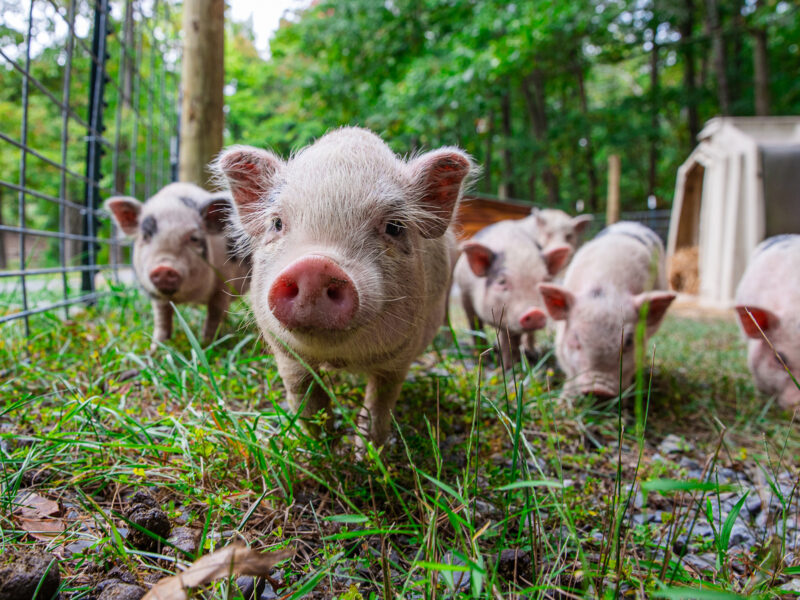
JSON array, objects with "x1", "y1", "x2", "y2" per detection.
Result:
[
  {"x1": 106, "y1": 182, "x2": 250, "y2": 349},
  {"x1": 539, "y1": 222, "x2": 675, "y2": 398},
  {"x1": 214, "y1": 127, "x2": 473, "y2": 451},
  {"x1": 735, "y1": 234, "x2": 800, "y2": 410}
]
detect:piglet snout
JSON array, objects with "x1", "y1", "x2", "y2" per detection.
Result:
[
  {"x1": 149, "y1": 265, "x2": 182, "y2": 295},
  {"x1": 519, "y1": 307, "x2": 547, "y2": 331},
  {"x1": 269, "y1": 255, "x2": 359, "y2": 330}
]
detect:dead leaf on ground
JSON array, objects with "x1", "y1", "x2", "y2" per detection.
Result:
[
  {"x1": 18, "y1": 516, "x2": 66, "y2": 541},
  {"x1": 14, "y1": 490, "x2": 60, "y2": 518},
  {"x1": 143, "y1": 543, "x2": 294, "y2": 600}
]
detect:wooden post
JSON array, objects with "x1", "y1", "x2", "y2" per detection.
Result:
[
  {"x1": 606, "y1": 154, "x2": 620, "y2": 225},
  {"x1": 179, "y1": 0, "x2": 224, "y2": 189}
]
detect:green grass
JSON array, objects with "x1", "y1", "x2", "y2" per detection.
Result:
[{"x1": 0, "y1": 288, "x2": 798, "y2": 599}]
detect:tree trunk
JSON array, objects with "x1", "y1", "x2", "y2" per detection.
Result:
[
  {"x1": 500, "y1": 92, "x2": 515, "y2": 199},
  {"x1": 705, "y1": 0, "x2": 731, "y2": 115},
  {"x1": 648, "y1": 34, "x2": 659, "y2": 199},
  {"x1": 179, "y1": 0, "x2": 225, "y2": 189},
  {"x1": 521, "y1": 71, "x2": 559, "y2": 205},
  {"x1": 681, "y1": 0, "x2": 700, "y2": 144},
  {"x1": 752, "y1": 3, "x2": 770, "y2": 116},
  {"x1": 575, "y1": 63, "x2": 599, "y2": 211},
  {"x1": 607, "y1": 155, "x2": 621, "y2": 225}
]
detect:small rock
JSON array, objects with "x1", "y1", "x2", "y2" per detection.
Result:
[
  {"x1": 495, "y1": 548, "x2": 531, "y2": 583},
  {"x1": 746, "y1": 495, "x2": 762, "y2": 516},
  {"x1": 471, "y1": 499, "x2": 500, "y2": 521},
  {"x1": 658, "y1": 434, "x2": 691, "y2": 455},
  {"x1": 164, "y1": 527, "x2": 199, "y2": 558},
  {"x1": 97, "y1": 582, "x2": 146, "y2": 600},
  {"x1": 782, "y1": 578, "x2": 800, "y2": 593},
  {"x1": 65, "y1": 539, "x2": 96, "y2": 556},
  {"x1": 441, "y1": 551, "x2": 469, "y2": 590},
  {"x1": 728, "y1": 523, "x2": 755, "y2": 549},
  {"x1": 690, "y1": 522, "x2": 715, "y2": 541},
  {"x1": 682, "y1": 552, "x2": 715, "y2": 573},
  {"x1": 678, "y1": 457, "x2": 701, "y2": 471},
  {"x1": 236, "y1": 575, "x2": 266, "y2": 600},
  {"x1": 0, "y1": 550, "x2": 60, "y2": 600}
]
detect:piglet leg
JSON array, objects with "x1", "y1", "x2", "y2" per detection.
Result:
[
  {"x1": 356, "y1": 371, "x2": 405, "y2": 452},
  {"x1": 151, "y1": 300, "x2": 174, "y2": 350},
  {"x1": 274, "y1": 350, "x2": 332, "y2": 437},
  {"x1": 202, "y1": 288, "x2": 231, "y2": 345}
]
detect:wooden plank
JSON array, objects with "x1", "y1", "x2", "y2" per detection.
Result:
[{"x1": 454, "y1": 195, "x2": 532, "y2": 239}]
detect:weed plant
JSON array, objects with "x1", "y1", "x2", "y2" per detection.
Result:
[{"x1": 0, "y1": 287, "x2": 798, "y2": 598}]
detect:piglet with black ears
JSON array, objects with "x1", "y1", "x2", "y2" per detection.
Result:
[{"x1": 106, "y1": 182, "x2": 250, "y2": 349}]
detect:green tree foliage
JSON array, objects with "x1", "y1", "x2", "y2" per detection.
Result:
[{"x1": 224, "y1": 0, "x2": 800, "y2": 211}]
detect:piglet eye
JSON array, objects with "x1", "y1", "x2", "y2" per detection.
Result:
[
  {"x1": 273, "y1": 217, "x2": 283, "y2": 232},
  {"x1": 385, "y1": 220, "x2": 405, "y2": 237},
  {"x1": 189, "y1": 233, "x2": 201, "y2": 243}
]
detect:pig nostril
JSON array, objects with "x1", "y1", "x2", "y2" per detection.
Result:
[
  {"x1": 327, "y1": 285, "x2": 343, "y2": 302},
  {"x1": 284, "y1": 281, "x2": 299, "y2": 299}
]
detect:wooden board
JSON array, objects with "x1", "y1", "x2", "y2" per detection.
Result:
[{"x1": 454, "y1": 195, "x2": 533, "y2": 240}]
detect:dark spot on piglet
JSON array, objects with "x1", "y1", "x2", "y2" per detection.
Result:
[
  {"x1": 140, "y1": 215, "x2": 157, "y2": 240},
  {"x1": 179, "y1": 196, "x2": 197, "y2": 209}
]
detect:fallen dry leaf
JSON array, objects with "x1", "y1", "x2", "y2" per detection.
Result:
[
  {"x1": 19, "y1": 516, "x2": 66, "y2": 541},
  {"x1": 14, "y1": 490, "x2": 60, "y2": 518},
  {"x1": 143, "y1": 543, "x2": 294, "y2": 600}
]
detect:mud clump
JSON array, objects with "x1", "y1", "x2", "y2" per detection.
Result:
[
  {"x1": 96, "y1": 582, "x2": 145, "y2": 600},
  {"x1": 125, "y1": 490, "x2": 171, "y2": 552},
  {"x1": 94, "y1": 568, "x2": 145, "y2": 600},
  {"x1": 0, "y1": 549, "x2": 60, "y2": 600},
  {"x1": 495, "y1": 548, "x2": 532, "y2": 583}
]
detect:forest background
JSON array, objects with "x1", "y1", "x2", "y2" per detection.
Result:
[{"x1": 1, "y1": 0, "x2": 799, "y2": 261}]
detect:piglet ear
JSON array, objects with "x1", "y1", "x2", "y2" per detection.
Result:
[
  {"x1": 213, "y1": 145, "x2": 284, "y2": 235},
  {"x1": 735, "y1": 305, "x2": 780, "y2": 339},
  {"x1": 634, "y1": 291, "x2": 676, "y2": 328},
  {"x1": 408, "y1": 148, "x2": 472, "y2": 239},
  {"x1": 461, "y1": 241, "x2": 494, "y2": 277},
  {"x1": 539, "y1": 283, "x2": 574, "y2": 320},
  {"x1": 542, "y1": 244, "x2": 571, "y2": 276},
  {"x1": 105, "y1": 196, "x2": 142, "y2": 236},
  {"x1": 200, "y1": 195, "x2": 232, "y2": 234},
  {"x1": 571, "y1": 214, "x2": 593, "y2": 236}
]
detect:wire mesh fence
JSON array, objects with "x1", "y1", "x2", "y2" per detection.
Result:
[{"x1": 0, "y1": 0, "x2": 180, "y2": 334}]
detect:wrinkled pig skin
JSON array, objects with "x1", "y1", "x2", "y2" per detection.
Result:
[
  {"x1": 454, "y1": 219, "x2": 570, "y2": 367},
  {"x1": 106, "y1": 182, "x2": 250, "y2": 349},
  {"x1": 214, "y1": 127, "x2": 473, "y2": 451},
  {"x1": 539, "y1": 222, "x2": 675, "y2": 398},
  {"x1": 735, "y1": 234, "x2": 800, "y2": 410}
]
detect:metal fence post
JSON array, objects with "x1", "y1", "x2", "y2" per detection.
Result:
[{"x1": 82, "y1": 0, "x2": 111, "y2": 297}]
